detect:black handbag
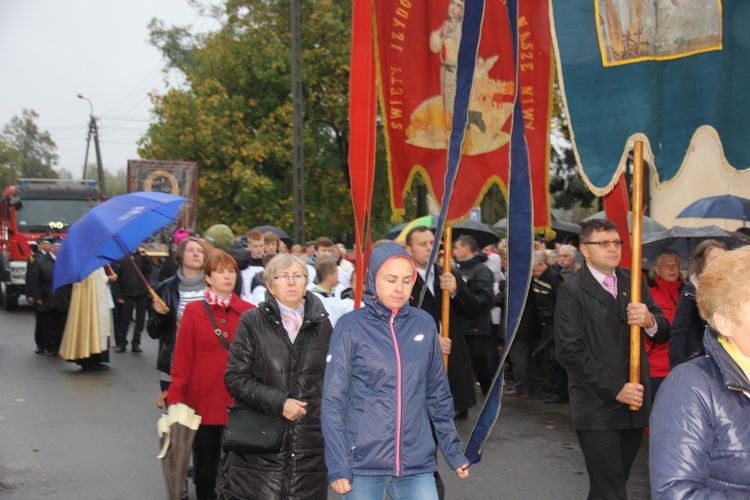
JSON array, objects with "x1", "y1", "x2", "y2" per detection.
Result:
[
  {"x1": 221, "y1": 323, "x2": 309, "y2": 455},
  {"x1": 223, "y1": 403, "x2": 286, "y2": 454}
]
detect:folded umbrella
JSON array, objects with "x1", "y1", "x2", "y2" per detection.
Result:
[{"x1": 157, "y1": 403, "x2": 202, "y2": 500}]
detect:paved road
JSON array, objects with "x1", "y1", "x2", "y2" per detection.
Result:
[{"x1": 0, "y1": 306, "x2": 651, "y2": 499}]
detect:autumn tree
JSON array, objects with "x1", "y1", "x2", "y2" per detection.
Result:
[
  {"x1": 140, "y1": 0, "x2": 360, "y2": 242},
  {"x1": 0, "y1": 109, "x2": 59, "y2": 183}
]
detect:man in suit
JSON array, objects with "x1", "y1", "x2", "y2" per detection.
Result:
[
  {"x1": 405, "y1": 226, "x2": 480, "y2": 417},
  {"x1": 25, "y1": 238, "x2": 72, "y2": 356},
  {"x1": 26, "y1": 236, "x2": 51, "y2": 354},
  {"x1": 554, "y1": 219, "x2": 669, "y2": 500}
]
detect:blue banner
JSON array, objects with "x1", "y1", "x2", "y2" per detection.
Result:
[{"x1": 551, "y1": 0, "x2": 750, "y2": 192}]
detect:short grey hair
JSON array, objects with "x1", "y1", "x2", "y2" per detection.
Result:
[
  {"x1": 558, "y1": 244, "x2": 577, "y2": 257},
  {"x1": 533, "y1": 250, "x2": 547, "y2": 266},
  {"x1": 264, "y1": 254, "x2": 308, "y2": 286}
]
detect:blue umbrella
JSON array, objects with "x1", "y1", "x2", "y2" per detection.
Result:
[
  {"x1": 677, "y1": 194, "x2": 750, "y2": 223},
  {"x1": 54, "y1": 192, "x2": 187, "y2": 293},
  {"x1": 641, "y1": 225, "x2": 750, "y2": 264}
]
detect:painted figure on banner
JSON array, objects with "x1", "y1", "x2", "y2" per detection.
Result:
[
  {"x1": 597, "y1": 0, "x2": 721, "y2": 65},
  {"x1": 408, "y1": 0, "x2": 514, "y2": 156}
]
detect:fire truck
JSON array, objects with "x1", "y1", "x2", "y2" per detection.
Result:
[{"x1": 0, "y1": 179, "x2": 101, "y2": 310}]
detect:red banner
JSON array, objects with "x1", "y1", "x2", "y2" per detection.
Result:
[{"x1": 375, "y1": 0, "x2": 552, "y2": 227}]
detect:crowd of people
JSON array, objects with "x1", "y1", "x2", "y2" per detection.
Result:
[{"x1": 22, "y1": 218, "x2": 750, "y2": 498}]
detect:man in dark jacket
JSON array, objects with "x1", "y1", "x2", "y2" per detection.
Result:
[
  {"x1": 25, "y1": 236, "x2": 51, "y2": 354},
  {"x1": 114, "y1": 249, "x2": 152, "y2": 353},
  {"x1": 506, "y1": 250, "x2": 564, "y2": 400},
  {"x1": 25, "y1": 238, "x2": 71, "y2": 356},
  {"x1": 406, "y1": 226, "x2": 480, "y2": 415},
  {"x1": 554, "y1": 219, "x2": 669, "y2": 500},
  {"x1": 454, "y1": 235, "x2": 495, "y2": 396}
]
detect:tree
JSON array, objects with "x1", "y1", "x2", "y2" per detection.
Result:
[
  {"x1": 1, "y1": 109, "x2": 59, "y2": 180},
  {"x1": 0, "y1": 138, "x2": 21, "y2": 187},
  {"x1": 141, "y1": 0, "x2": 356, "y2": 243},
  {"x1": 548, "y1": 81, "x2": 596, "y2": 214}
]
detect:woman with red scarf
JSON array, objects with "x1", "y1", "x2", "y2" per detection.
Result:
[
  {"x1": 646, "y1": 249, "x2": 683, "y2": 398},
  {"x1": 167, "y1": 252, "x2": 253, "y2": 500}
]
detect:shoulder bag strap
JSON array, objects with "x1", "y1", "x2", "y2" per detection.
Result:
[{"x1": 202, "y1": 300, "x2": 232, "y2": 350}]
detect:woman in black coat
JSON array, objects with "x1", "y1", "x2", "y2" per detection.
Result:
[
  {"x1": 668, "y1": 240, "x2": 726, "y2": 369},
  {"x1": 224, "y1": 254, "x2": 332, "y2": 499}
]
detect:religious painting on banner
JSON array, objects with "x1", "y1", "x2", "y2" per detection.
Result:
[
  {"x1": 375, "y1": 0, "x2": 553, "y2": 225},
  {"x1": 550, "y1": 0, "x2": 750, "y2": 194},
  {"x1": 596, "y1": 0, "x2": 721, "y2": 66}
]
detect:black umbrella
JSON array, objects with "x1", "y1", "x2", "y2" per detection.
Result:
[
  {"x1": 250, "y1": 225, "x2": 292, "y2": 242},
  {"x1": 641, "y1": 225, "x2": 750, "y2": 264},
  {"x1": 550, "y1": 215, "x2": 581, "y2": 243},
  {"x1": 452, "y1": 220, "x2": 500, "y2": 249}
]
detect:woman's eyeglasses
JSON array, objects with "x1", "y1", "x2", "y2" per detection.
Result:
[{"x1": 273, "y1": 274, "x2": 307, "y2": 282}]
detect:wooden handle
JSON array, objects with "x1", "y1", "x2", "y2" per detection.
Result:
[
  {"x1": 441, "y1": 226, "x2": 452, "y2": 371},
  {"x1": 149, "y1": 286, "x2": 170, "y2": 314},
  {"x1": 629, "y1": 141, "x2": 644, "y2": 411}
]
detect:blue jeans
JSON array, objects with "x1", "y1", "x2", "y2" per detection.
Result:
[{"x1": 346, "y1": 473, "x2": 438, "y2": 500}]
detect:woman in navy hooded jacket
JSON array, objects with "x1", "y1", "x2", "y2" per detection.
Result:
[
  {"x1": 650, "y1": 247, "x2": 750, "y2": 498},
  {"x1": 322, "y1": 242, "x2": 470, "y2": 498}
]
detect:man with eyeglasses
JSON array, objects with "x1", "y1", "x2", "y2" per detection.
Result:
[{"x1": 554, "y1": 219, "x2": 669, "y2": 500}]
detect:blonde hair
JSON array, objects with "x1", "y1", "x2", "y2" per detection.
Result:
[
  {"x1": 697, "y1": 246, "x2": 750, "y2": 331},
  {"x1": 264, "y1": 254, "x2": 308, "y2": 286}
]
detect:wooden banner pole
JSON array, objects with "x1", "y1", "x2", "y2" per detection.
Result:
[
  {"x1": 629, "y1": 141, "x2": 644, "y2": 411},
  {"x1": 441, "y1": 225, "x2": 452, "y2": 371}
]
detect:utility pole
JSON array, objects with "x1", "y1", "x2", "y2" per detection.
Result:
[
  {"x1": 291, "y1": 0, "x2": 305, "y2": 245},
  {"x1": 78, "y1": 94, "x2": 107, "y2": 197}
]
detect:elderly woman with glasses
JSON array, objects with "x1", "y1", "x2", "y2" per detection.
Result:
[{"x1": 223, "y1": 253, "x2": 333, "y2": 499}]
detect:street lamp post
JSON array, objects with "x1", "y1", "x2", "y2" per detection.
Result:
[{"x1": 77, "y1": 94, "x2": 106, "y2": 196}]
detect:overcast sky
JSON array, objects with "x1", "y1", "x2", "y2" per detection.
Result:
[{"x1": 0, "y1": 0, "x2": 221, "y2": 178}]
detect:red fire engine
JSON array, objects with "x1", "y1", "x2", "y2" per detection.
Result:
[{"x1": 0, "y1": 179, "x2": 101, "y2": 310}]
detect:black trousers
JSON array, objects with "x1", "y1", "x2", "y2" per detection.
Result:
[
  {"x1": 41, "y1": 309, "x2": 68, "y2": 353},
  {"x1": 509, "y1": 340, "x2": 536, "y2": 394},
  {"x1": 193, "y1": 424, "x2": 224, "y2": 500},
  {"x1": 34, "y1": 307, "x2": 45, "y2": 350},
  {"x1": 116, "y1": 294, "x2": 148, "y2": 347},
  {"x1": 464, "y1": 334, "x2": 493, "y2": 395},
  {"x1": 576, "y1": 428, "x2": 643, "y2": 500}
]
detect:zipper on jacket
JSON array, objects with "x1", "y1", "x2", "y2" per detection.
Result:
[{"x1": 389, "y1": 311, "x2": 403, "y2": 477}]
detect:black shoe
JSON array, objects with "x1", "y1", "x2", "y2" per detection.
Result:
[
  {"x1": 543, "y1": 395, "x2": 569, "y2": 404},
  {"x1": 47, "y1": 351, "x2": 58, "y2": 357},
  {"x1": 82, "y1": 363, "x2": 110, "y2": 372},
  {"x1": 35, "y1": 348, "x2": 45, "y2": 355},
  {"x1": 454, "y1": 410, "x2": 469, "y2": 420},
  {"x1": 131, "y1": 345, "x2": 143, "y2": 353},
  {"x1": 115, "y1": 346, "x2": 126, "y2": 353}
]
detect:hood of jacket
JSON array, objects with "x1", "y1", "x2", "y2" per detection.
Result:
[
  {"x1": 456, "y1": 252, "x2": 488, "y2": 270},
  {"x1": 363, "y1": 242, "x2": 417, "y2": 319}
]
